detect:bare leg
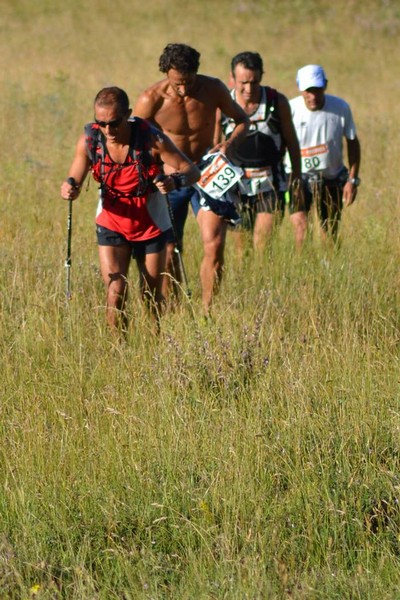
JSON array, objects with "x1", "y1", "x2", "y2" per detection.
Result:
[
  {"x1": 253, "y1": 212, "x2": 275, "y2": 252},
  {"x1": 231, "y1": 229, "x2": 246, "y2": 262},
  {"x1": 318, "y1": 185, "x2": 342, "y2": 242},
  {"x1": 98, "y1": 245, "x2": 132, "y2": 330},
  {"x1": 136, "y1": 247, "x2": 167, "y2": 325},
  {"x1": 196, "y1": 209, "x2": 227, "y2": 314},
  {"x1": 290, "y1": 211, "x2": 308, "y2": 249},
  {"x1": 162, "y1": 241, "x2": 183, "y2": 300},
  {"x1": 231, "y1": 195, "x2": 252, "y2": 261}
]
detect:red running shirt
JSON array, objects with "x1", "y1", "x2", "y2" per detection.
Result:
[{"x1": 86, "y1": 119, "x2": 170, "y2": 241}]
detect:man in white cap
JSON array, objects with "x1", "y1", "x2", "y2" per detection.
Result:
[{"x1": 287, "y1": 64, "x2": 361, "y2": 245}]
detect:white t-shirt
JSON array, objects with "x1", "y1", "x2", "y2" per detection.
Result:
[{"x1": 286, "y1": 94, "x2": 357, "y2": 179}]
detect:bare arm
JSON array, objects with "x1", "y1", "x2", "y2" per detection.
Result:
[
  {"x1": 210, "y1": 82, "x2": 249, "y2": 159},
  {"x1": 343, "y1": 136, "x2": 361, "y2": 206},
  {"x1": 277, "y1": 93, "x2": 305, "y2": 209},
  {"x1": 213, "y1": 108, "x2": 223, "y2": 147},
  {"x1": 133, "y1": 91, "x2": 160, "y2": 126},
  {"x1": 278, "y1": 93, "x2": 302, "y2": 180},
  {"x1": 347, "y1": 136, "x2": 361, "y2": 179},
  {"x1": 60, "y1": 134, "x2": 91, "y2": 201}
]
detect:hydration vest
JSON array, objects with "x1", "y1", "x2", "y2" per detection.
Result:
[
  {"x1": 222, "y1": 86, "x2": 284, "y2": 169},
  {"x1": 84, "y1": 117, "x2": 158, "y2": 200}
]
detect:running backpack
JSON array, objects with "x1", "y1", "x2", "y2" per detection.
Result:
[
  {"x1": 223, "y1": 86, "x2": 284, "y2": 169},
  {"x1": 264, "y1": 86, "x2": 281, "y2": 134},
  {"x1": 84, "y1": 117, "x2": 155, "y2": 197}
]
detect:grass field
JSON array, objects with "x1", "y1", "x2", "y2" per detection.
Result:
[{"x1": 0, "y1": 0, "x2": 399, "y2": 598}]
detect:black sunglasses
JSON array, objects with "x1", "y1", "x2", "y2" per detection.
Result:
[{"x1": 94, "y1": 116, "x2": 124, "y2": 128}]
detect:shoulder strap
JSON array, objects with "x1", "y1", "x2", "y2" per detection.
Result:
[
  {"x1": 84, "y1": 120, "x2": 150, "y2": 166},
  {"x1": 264, "y1": 86, "x2": 278, "y2": 116},
  {"x1": 265, "y1": 86, "x2": 278, "y2": 103},
  {"x1": 263, "y1": 86, "x2": 281, "y2": 133},
  {"x1": 84, "y1": 123, "x2": 103, "y2": 166},
  {"x1": 128, "y1": 117, "x2": 152, "y2": 165},
  {"x1": 127, "y1": 117, "x2": 154, "y2": 194},
  {"x1": 84, "y1": 119, "x2": 154, "y2": 195}
]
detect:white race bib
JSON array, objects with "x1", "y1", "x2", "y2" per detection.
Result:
[
  {"x1": 196, "y1": 153, "x2": 243, "y2": 199},
  {"x1": 301, "y1": 143, "x2": 329, "y2": 172},
  {"x1": 238, "y1": 166, "x2": 274, "y2": 195}
]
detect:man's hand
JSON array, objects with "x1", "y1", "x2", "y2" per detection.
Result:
[
  {"x1": 343, "y1": 181, "x2": 358, "y2": 207},
  {"x1": 209, "y1": 140, "x2": 235, "y2": 161},
  {"x1": 61, "y1": 177, "x2": 81, "y2": 201},
  {"x1": 154, "y1": 173, "x2": 188, "y2": 194}
]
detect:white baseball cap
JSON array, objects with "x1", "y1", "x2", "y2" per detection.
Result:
[{"x1": 296, "y1": 64, "x2": 327, "y2": 91}]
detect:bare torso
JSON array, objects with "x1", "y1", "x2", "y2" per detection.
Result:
[{"x1": 134, "y1": 75, "x2": 226, "y2": 163}]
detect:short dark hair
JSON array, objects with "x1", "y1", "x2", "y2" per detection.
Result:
[
  {"x1": 231, "y1": 52, "x2": 264, "y2": 76},
  {"x1": 94, "y1": 87, "x2": 130, "y2": 113},
  {"x1": 159, "y1": 43, "x2": 200, "y2": 74}
]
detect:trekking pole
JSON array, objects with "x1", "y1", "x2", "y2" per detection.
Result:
[
  {"x1": 154, "y1": 174, "x2": 192, "y2": 298},
  {"x1": 65, "y1": 177, "x2": 77, "y2": 300}
]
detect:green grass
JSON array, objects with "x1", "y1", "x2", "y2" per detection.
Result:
[{"x1": 0, "y1": 0, "x2": 400, "y2": 597}]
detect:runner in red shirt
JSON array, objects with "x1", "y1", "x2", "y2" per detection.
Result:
[{"x1": 61, "y1": 86, "x2": 199, "y2": 331}]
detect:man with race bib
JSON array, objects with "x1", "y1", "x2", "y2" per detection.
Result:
[
  {"x1": 287, "y1": 64, "x2": 361, "y2": 245},
  {"x1": 219, "y1": 51, "x2": 303, "y2": 251},
  {"x1": 134, "y1": 44, "x2": 249, "y2": 314}
]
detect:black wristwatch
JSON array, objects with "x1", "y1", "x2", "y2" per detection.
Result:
[{"x1": 348, "y1": 177, "x2": 361, "y2": 186}]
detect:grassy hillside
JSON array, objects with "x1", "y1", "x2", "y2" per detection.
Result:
[{"x1": 0, "y1": 1, "x2": 399, "y2": 597}]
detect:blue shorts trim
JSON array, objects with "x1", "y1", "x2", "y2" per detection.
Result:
[{"x1": 189, "y1": 188, "x2": 202, "y2": 218}]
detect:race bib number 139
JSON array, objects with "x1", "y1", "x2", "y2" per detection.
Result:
[{"x1": 197, "y1": 153, "x2": 243, "y2": 199}]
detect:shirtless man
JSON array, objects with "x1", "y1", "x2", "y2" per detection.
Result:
[{"x1": 134, "y1": 43, "x2": 249, "y2": 314}]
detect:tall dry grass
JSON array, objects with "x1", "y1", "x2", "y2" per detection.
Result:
[{"x1": 0, "y1": 0, "x2": 399, "y2": 597}]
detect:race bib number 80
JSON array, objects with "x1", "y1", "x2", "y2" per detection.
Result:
[
  {"x1": 196, "y1": 153, "x2": 243, "y2": 199},
  {"x1": 301, "y1": 143, "x2": 329, "y2": 172}
]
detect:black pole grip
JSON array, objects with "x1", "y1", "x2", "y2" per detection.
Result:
[
  {"x1": 154, "y1": 174, "x2": 167, "y2": 183},
  {"x1": 67, "y1": 177, "x2": 78, "y2": 189}
]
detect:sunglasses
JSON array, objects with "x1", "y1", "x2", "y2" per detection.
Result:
[{"x1": 94, "y1": 116, "x2": 124, "y2": 128}]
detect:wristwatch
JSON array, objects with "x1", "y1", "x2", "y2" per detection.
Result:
[{"x1": 348, "y1": 177, "x2": 361, "y2": 186}]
